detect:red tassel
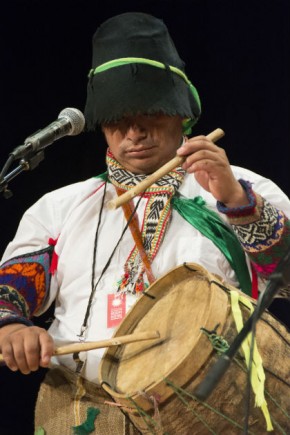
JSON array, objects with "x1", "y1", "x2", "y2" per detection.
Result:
[
  {"x1": 251, "y1": 263, "x2": 259, "y2": 300},
  {"x1": 48, "y1": 237, "x2": 59, "y2": 275}
]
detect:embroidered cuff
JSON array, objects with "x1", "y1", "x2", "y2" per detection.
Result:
[
  {"x1": 231, "y1": 206, "x2": 290, "y2": 278},
  {"x1": 0, "y1": 313, "x2": 33, "y2": 328},
  {"x1": 0, "y1": 284, "x2": 32, "y2": 328},
  {"x1": 217, "y1": 179, "x2": 257, "y2": 218}
]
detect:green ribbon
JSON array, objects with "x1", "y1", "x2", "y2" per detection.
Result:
[{"x1": 171, "y1": 196, "x2": 252, "y2": 295}]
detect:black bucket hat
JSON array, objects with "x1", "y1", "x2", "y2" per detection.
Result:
[{"x1": 84, "y1": 12, "x2": 201, "y2": 134}]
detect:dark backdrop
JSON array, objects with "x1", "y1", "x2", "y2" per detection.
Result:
[{"x1": 0, "y1": 1, "x2": 289, "y2": 434}]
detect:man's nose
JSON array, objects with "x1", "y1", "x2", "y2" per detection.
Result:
[{"x1": 126, "y1": 123, "x2": 147, "y2": 142}]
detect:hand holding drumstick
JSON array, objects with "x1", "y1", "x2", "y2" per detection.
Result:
[{"x1": 0, "y1": 324, "x2": 159, "y2": 374}]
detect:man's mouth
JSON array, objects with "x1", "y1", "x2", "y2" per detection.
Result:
[{"x1": 126, "y1": 145, "x2": 156, "y2": 157}]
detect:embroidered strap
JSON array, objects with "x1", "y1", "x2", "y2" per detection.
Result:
[
  {"x1": 106, "y1": 150, "x2": 185, "y2": 294},
  {"x1": 171, "y1": 196, "x2": 252, "y2": 296},
  {"x1": 115, "y1": 186, "x2": 155, "y2": 285}
]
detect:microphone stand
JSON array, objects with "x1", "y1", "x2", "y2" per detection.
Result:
[
  {"x1": 0, "y1": 148, "x2": 44, "y2": 198},
  {"x1": 194, "y1": 245, "x2": 290, "y2": 401}
]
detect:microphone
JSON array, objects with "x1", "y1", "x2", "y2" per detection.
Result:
[{"x1": 11, "y1": 107, "x2": 85, "y2": 159}]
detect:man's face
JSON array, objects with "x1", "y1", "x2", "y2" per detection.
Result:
[{"x1": 102, "y1": 114, "x2": 183, "y2": 174}]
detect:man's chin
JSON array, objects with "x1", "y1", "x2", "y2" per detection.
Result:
[{"x1": 125, "y1": 160, "x2": 160, "y2": 175}]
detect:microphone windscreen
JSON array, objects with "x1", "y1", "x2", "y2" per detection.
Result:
[{"x1": 58, "y1": 108, "x2": 85, "y2": 136}]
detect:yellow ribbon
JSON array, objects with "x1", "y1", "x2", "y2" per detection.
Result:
[{"x1": 230, "y1": 290, "x2": 274, "y2": 431}]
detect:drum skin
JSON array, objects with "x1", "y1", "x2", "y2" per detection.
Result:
[{"x1": 99, "y1": 263, "x2": 290, "y2": 434}]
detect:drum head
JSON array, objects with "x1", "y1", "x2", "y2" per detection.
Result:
[{"x1": 99, "y1": 263, "x2": 229, "y2": 409}]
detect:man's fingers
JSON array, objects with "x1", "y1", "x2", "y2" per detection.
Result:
[
  {"x1": 177, "y1": 136, "x2": 218, "y2": 156},
  {"x1": 1, "y1": 326, "x2": 54, "y2": 374},
  {"x1": 39, "y1": 330, "x2": 54, "y2": 367},
  {"x1": 3, "y1": 337, "x2": 31, "y2": 374},
  {"x1": 2, "y1": 341, "x2": 19, "y2": 371}
]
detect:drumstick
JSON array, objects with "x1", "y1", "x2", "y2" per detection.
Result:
[
  {"x1": 107, "y1": 128, "x2": 225, "y2": 210},
  {"x1": 0, "y1": 330, "x2": 160, "y2": 361}
]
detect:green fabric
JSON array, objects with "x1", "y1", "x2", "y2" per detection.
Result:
[
  {"x1": 72, "y1": 407, "x2": 100, "y2": 435},
  {"x1": 94, "y1": 171, "x2": 107, "y2": 182},
  {"x1": 171, "y1": 196, "x2": 252, "y2": 295},
  {"x1": 94, "y1": 173, "x2": 252, "y2": 295}
]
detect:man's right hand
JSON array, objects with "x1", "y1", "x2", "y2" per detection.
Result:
[{"x1": 0, "y1": 323, "x2": 54, "y2": 374}]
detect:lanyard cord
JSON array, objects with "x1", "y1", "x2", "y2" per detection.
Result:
[{"x1": 77, "y1": 180, "x2": 143, "y2": 341}]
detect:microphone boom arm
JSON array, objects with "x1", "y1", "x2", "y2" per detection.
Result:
[
  {"x1": 0, "y1": 107, "x2": 85, "y2": 198},
  {"x1": 0, "y1": 149, "x2": 45, "y2": 198}
]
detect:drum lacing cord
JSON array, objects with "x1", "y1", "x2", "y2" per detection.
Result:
[
  {"x1": 200, "y1": 321, "x2": 289, "y2": 433},
  {"x1": 127, "y1": 380, "x2": 282, "y2": 435},
  {"x1": 166, "y1": 377, "x2": 289, "y2": 435},
  {"x1": 102, "y1": 381, "x2": 165, "y2": 434},
  {"x1": 200, "y1": 323, "x2": 230, "y2": 354},
  {"x1": 233, "y1": 357, "x2": 290, "y2": 434},
  {"x1": 164, "y1": 379, "x2": 257, "y2": 435},
  {"x1": 127, "y1": 395, "x2": 165, "y2": 435},
  {"x1": 202, "y1": 281, "x2": 290, "y2": 433},
  {"x1": 200, "y1": 324, "x2": 290, "y2": 417}
]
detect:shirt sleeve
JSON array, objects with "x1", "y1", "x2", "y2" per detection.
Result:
[{"x1": 0, "y1": 178, "x2": 103, "y2": 327}]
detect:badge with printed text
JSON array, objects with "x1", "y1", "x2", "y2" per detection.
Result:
[{"x1": 107, "y1": 294, "x2": 126, "y2": 328}]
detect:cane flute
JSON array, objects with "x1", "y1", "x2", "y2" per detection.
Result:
[
  {"x1": 107, "y1": 128, "x2": 225, "y2": 210},
  {"x1": 0, "y1": 330, "x2": 160, "y2": 361}
]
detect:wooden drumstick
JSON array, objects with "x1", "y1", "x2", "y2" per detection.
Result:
[
  {"x1": 0, "y1": 330, "x2": 160, "y2": 361},
  {"x1": 107, "y1": 128, "x2": 225, "y2": 210}
]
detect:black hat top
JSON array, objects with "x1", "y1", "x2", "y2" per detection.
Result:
[{"x1": 84, "y1": 12, "x2": 201, "y2": 133}]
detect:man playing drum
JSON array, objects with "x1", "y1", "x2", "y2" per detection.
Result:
[{"x1": 0, "y1": 12, "x2": 289, "y2": 435}]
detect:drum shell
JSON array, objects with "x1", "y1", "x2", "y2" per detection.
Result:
[{"x1": 99, "y1": 263, "x2": 290, "y2": 434}]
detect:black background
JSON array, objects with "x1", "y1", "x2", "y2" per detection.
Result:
[{"x1": 0, "y1": 1, "x2": 289, "y2": 434}]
